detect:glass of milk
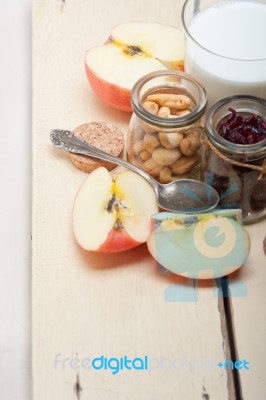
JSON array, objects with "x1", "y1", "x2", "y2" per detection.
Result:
[{"x1": 181, "y1": 0, "x2": 266, "y2": 107}]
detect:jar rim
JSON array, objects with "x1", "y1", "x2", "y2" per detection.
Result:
[
  {"x1": 205, "y1": 95, "x2": 266, "y2": 157},
  {"x1": 131, "y1": 70, "x2": 207, "y2": 128}
]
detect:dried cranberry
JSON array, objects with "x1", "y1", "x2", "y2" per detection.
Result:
[
  {"x1": 228, "y1": 115, "x2": 243, "y2": 130},
  {"x1": 246, "y1": 132, "x2": 258, "y2": 144},
  {"x1": 217, "y1": 108, "x2": 266, "y2": 145},
  {"x1": 258, "y1": 119, "x2": 266, "y2": 135},
  {"x1": 243, "y1": 125, "x2": 256, "y2": 135},
  {"x1": 227, "y1": 108, "x2": 237, "y2": 122},
  {"x1": 228, "y1": 131, "x2": 247, "y2": 144},
  {"x1": 219, "y1": 122, "x2": 227, "y2": 136},
  {"x1": 257, "y1": 135, "x2": 266, "y2": 143},
  {"x1": 250, "y1": 175, "x2": 266, "y2": 211},
  {"x1": 245, "y1": 114, "x2": 258, "y2": 127},
  {"x1": 211, "y1": 174, "x2": 229, "y2": 195}
]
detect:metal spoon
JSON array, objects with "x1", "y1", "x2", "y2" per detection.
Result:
[{"x1": 50, "y1": 129, "x2": 219, "y2": 213}]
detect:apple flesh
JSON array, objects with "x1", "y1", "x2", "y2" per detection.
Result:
[
  {"x1": 85, "y1": 22, "x2": 185, "y2": 112},
  {"x1": 73, "y1": 167, "x2": 158, "y2": 253},
  {"x1": 147, "y1": 210, "x2": 250, "y2": 279}
]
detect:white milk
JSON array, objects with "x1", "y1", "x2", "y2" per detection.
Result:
[{"x1": 185, "y1": 1, "x2": 266, "y2": 106}]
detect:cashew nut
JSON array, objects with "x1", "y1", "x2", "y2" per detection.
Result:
[
  {"x1": 139, "y1": 150, "x2": 151, "y2": 161},
  {"x1": 146, "y1": 94, "x2": 191, "y2": 110},
  {"x1": 159, "y1": 167, "x2": 173, "y2": 183},
  {"x1": 152, "y1": 147, "x2": 181, "y2": 166},
  {"x1": 142, "y1": 101, "x2": 159, "y2": 115},
  {"x1": 143, "y1": 158, "x2": 163, "y2": 177},
  {"x1": 159, "y1": 131, "x2": 183, "y2": 149},
  {"x1": 174, "y1": 109, "x2": 191, "y2": 117},
  {"x1": 180, "y1": 130, "x2": 201, "y2": 156},
  {"x1": 171, "y1": 155, "x2": 198, "y2": 175},
  {"x1": 142, "y1": 134, "x2": 160, "y2": 153},
  {"x1": 162, "y1": 100, "x2": 190, "y2": 110},
  {"x1": 158, "y1": 106, "x2": 177, "y2": 119}
]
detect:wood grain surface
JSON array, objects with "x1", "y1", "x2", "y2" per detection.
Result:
[
  {"x1": 229, "y1": 221, "x2": 266, "y2": 400},
  {"x1": 32, "y1": 1, "x2": 266, "y2": 399}
]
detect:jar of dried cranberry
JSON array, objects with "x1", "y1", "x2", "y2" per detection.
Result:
[{"x1": 204, "y1": 95, "x2": 266, "y2": 224}]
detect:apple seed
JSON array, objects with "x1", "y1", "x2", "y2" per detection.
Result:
[{"x1": 123, "y1": 45, "x2": 143, "y2": 57}]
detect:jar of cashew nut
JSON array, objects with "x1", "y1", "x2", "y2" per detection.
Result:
[{"x1": 127, "y1": 70, "x2": 207, "y2": 184}]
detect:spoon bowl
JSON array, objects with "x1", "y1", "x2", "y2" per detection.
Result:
[{"x1": 50, "y1": 129, "x2": 219, "y2": 213}]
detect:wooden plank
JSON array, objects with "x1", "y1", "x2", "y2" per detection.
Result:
[
  {"x1": 32, "y1": 1, "x2": 230, "y2": 398},
  {"x1": 228, "y1": 220, "x2": 266, "y2": 399}
]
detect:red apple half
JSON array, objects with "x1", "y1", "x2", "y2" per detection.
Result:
[
  {"x1": 73, "y1": 167, "x2": 158, "y2": 253},
  {"x1": 85, "y1": 22, "x2": 185, "y2": 112}
]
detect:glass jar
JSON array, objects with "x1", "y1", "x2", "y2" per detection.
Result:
[
  {"x1": 204, "y1": 96, "x2": 266, "y2": 224},
  {"x1": 127, "y1": 70, "x2": 207, "y2": 184}
]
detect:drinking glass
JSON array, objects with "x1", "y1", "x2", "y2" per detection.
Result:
[{"x1": 181, "y1": 0, "x2": 266, "y2": 107}]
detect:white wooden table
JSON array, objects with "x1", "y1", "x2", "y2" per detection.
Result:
[{"x1": 2, "y1": 1, "x2": 266, "y2": 399}]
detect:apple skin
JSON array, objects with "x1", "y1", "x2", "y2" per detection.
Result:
[
  {"x1": 85, "y1": 60, "x2": 184, "y2": 112},
  {"x1": 85, "y1": 62, "x2": 131, "y2": 112},
  {"x1": 97, "y1": 226, "x2": 145, "y2": 253}
]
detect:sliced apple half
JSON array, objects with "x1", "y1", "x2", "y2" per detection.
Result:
[
  {"x1": 85, "y1": 22, "x2": 185, "y2": 112},
  {"x1": 73, "y1": 167, "x2": 158, "y2": 253},
  {"x1": 147, "y1": 210, "x2": 250, "y2": 279}
]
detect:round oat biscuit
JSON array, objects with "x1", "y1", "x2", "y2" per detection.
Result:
[{"x1": 69, "y1": 122, "x2": 124, "y2": 172}]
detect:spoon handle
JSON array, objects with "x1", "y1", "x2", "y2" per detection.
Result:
[{"x1": 50, "y1": 129, "x2": 158, "y2": 187}]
